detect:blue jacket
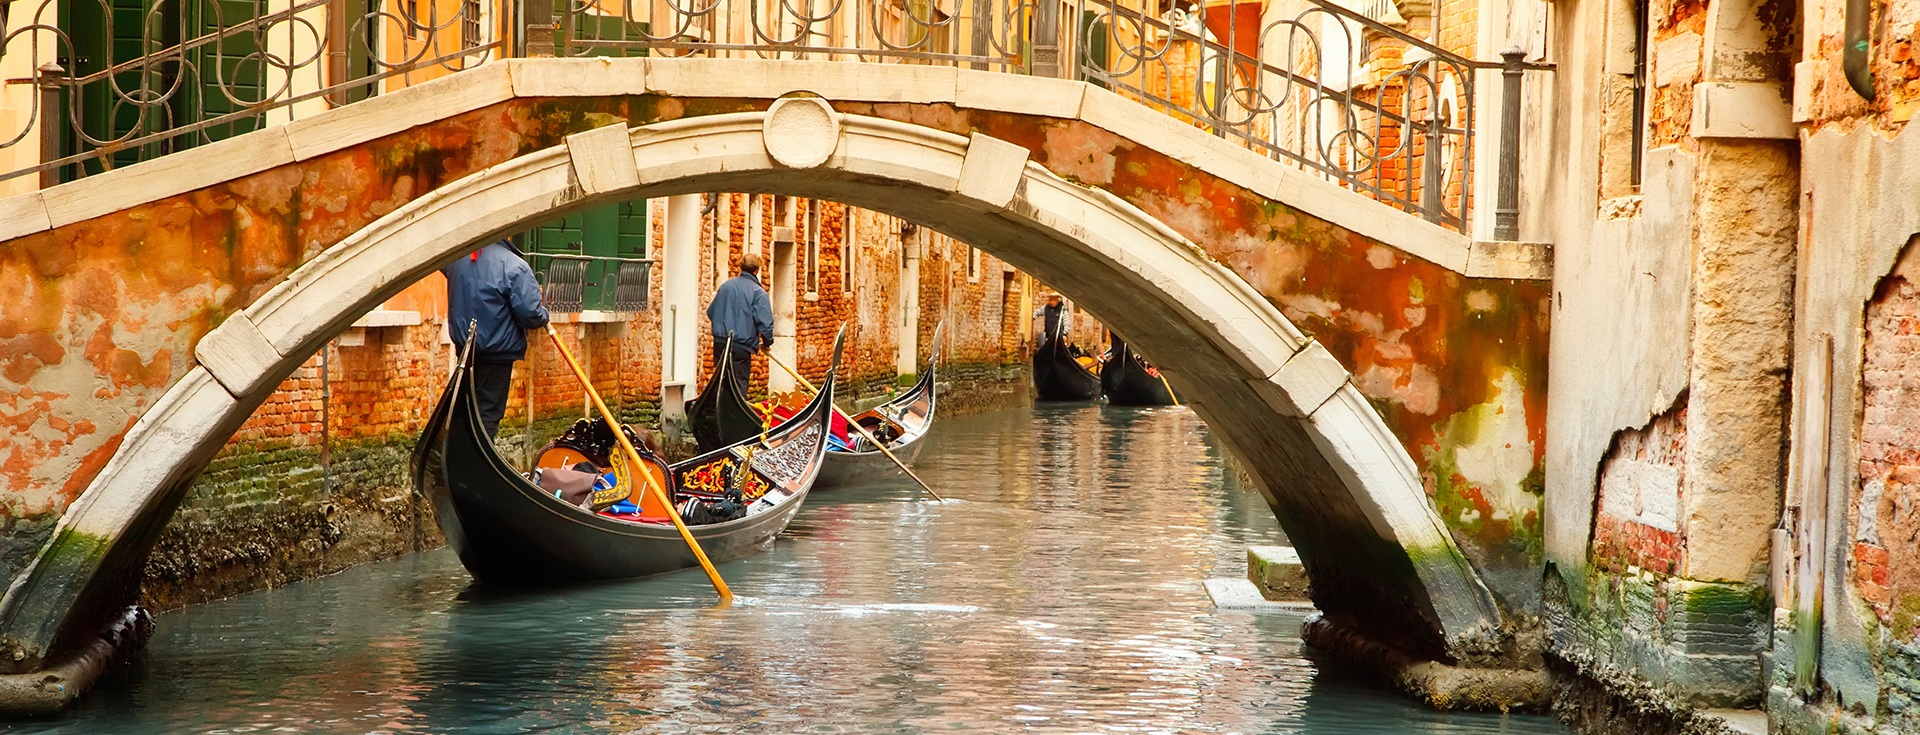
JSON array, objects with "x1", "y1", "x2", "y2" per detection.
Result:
[
  {"x1": 708, "y1": 273, "x2": 774, "y2": 353},
  {"x1": 443, "y1": 241, "x2": 550, "y2": 363}
]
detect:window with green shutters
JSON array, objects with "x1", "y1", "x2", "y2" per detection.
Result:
[{"x1": 517, "y1": 199, "x2": 652, "y2": 313}]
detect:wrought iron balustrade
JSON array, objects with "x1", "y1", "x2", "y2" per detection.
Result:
[
  {"x1": 533, "y1": 253, "x2": 655, "y2": 313},
  {"x1": 0, "y1": 0, "x2": 500, "y2": 184},
  {"x1": 547, "y1": 0, "x2": 1541, "y2": 231}
]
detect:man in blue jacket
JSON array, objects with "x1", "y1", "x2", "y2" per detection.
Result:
[
  {"x1": 706, "y1": 252, "x2": 775, "y2": 393},
  {"x1": 444, "y1": 240, "x2": 550, "y2": 437}
]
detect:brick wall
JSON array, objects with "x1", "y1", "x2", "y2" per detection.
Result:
[
  {"x1": 143, "y1": 196, "x2": 1049, "y2": 607},
  {"x1": 1855, "y1": 248, "x2": 1920, "y2": 631}
]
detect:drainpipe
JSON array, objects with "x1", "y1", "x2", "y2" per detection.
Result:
[{"x1": 1845, "y1": 0, "x2": 1876, "y2": 100}]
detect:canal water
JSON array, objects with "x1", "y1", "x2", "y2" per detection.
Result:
[{"x1": 14, "y1": 404, "x2": 1569, "y2": 734}]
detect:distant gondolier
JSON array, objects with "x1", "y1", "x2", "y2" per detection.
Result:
[
  {"x1": 1032, "y1": 292, "x2": 1072, "y2": 341},
  {"x1": 444, "y1": 240, "x2": 549, "y2": 438},
  {"x1": 707, "y1": 253, "x2": 775, "y2": 394},
  {"x1": 1030, "y1": 292, "x2": 1100, "y2": 401}
]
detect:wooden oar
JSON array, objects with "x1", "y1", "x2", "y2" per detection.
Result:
[
  {"x1": 766, "y1": 352, "x2": 946, "y2": 503},
  {"x1": 1155, "y1": 369, "x2": 1181, "y2": 407},
  {"x1": 544, "y1": 324, "x2": 733, "y2": 600}
]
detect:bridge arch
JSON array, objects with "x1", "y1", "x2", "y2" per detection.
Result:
[{"x1": 0, "y1": 59, "x2": 1544, "y2": 694}]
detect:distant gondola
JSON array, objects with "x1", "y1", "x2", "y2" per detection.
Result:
[
  {"x1": 412, "y1": 334, "x2": 839, "y2": 587},
  {"x1": 687, "y1": 339, "x2": 766, "y2": 454},
  {"x1": 816, "y1": 321, "x2": 945, "y2": 488},
  {"x1": 1100, "y1": 333, "x2": 1179, "y2": 406},
  {"x1": 1032, "y1": 332, "x2": 1101, "y2": 402}
]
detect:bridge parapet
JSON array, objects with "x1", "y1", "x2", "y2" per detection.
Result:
[{"x1": 0, "y1": 0, "x2": 1545, "y2": 233}]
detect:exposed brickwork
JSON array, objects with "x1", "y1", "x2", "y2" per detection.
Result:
[
  {"x1": 1593, "y1": 401, "x2": 1690, "y2": 576},
  {"x1": 1856, "y1": 246, "x2": 1920, "y2": 635}
]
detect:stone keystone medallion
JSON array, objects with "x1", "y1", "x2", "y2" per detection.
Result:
[{"x1": 763, "y1": 97, "x2": 841, "y2": 169}]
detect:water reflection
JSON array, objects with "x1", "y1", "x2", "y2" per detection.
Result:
[{"x1": 10, "y1": 404, "x2": 1567, "y2": 734}]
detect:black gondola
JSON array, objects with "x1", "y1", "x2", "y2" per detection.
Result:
[
  {"x1": 1032, "y1": 333, "x2": 1101, "y2": 402},
  {"x1": 412, "y1": 333, "x2": 840, "y2": 587},
  {"x1": 816, "y1": 321, "x2": 944, "y2": 488},
  {"x1": 687, "y1": 339, "x2": 766, "y2": 453},
  {"x1": 1100, "y1": 333, "x2": 1179, "y2": 406}
]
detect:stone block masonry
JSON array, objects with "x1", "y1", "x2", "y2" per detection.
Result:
[{"x1": 136, "y1": 195, "x2": 1049, "y2": 609}]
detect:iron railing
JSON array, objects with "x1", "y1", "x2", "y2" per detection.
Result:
[
  {"x1": 542, "y1": 0, "x2": 1543, "y2": 230},
  {"x1": 0, "y1": 0, "x2": 500, "y2": 185},
  {"x1": 533, "y1": 253, "x2": 654, "y2": 312}
]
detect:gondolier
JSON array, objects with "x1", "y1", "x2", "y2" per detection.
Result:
[
  {"x1": 1032, "y1": 292, "x2": 1072, "y2": 341},
  {"x1": 707, "y1": 253, "x2": 775, "y2": 394},
  {"x1": 443, "y1": 239, "x2": 549, "y2": 437}
]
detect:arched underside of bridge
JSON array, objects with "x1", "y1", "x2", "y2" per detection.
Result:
[{"x1": 0, "y1": 59, "x2": 1552, "y2": 690}]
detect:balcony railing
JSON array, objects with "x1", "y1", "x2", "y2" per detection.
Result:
[
  {"x1": 534, "y1": 253, "x2": 654, "y2": 313},
  {"x1": 0, "y1": 0, "x2": 1543, "y2": 234},
  {"x1": 0, "y1": 0, "x2": 500, "y2": 185}
]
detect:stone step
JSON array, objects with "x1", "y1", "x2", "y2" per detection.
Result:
[
  {"x1": 1203, "y1": 578, "x2": 1280, "y2": 609},
  {"x1": 1247, "y1": 545, "x2": 1310, "y2": 602},
  {"x1": 1700, "y1": 708, "x2": 1766, "y2": 735}
]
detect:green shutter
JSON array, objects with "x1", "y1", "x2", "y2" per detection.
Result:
[
  {"x1": 1080, "y1": 11, "x2": 1109, "y2": 88},
  {"x1": 183, "y1": 0, "x2": 268, "y2": 142},
  {"x1": 61, "y1": 0, "x2": 269, "y2": 180}
]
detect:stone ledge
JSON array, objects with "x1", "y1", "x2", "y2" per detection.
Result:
[
  {"x1": 350, "y1": 310, "x2": 422, "y2": 328},
  {"x1": 1303, "y1": 613, "x2": 1552, "y2": 712}
]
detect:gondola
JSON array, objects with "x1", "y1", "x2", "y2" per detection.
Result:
[
  {"x1": 1100, "y1": 333, "x2": 1179, "y2": 406},
  {"x1": 687, "y1": 339, "x2": 766, "y2": 454},
  {"x1": 412, "y1": 333, "x2": 840, "y2": 587},
  {"x1": 1032, "y1": 332, "x2": 1101, "y2": 402},
  {"x1": 815, "y1": 321, "x2": 944, "y2": 488}
]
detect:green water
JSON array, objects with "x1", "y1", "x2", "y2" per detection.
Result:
[{"x1": 13, "y1": 404, "x2": 1568, "y2": 734}]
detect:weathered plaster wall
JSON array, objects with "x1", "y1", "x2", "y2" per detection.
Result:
[
  {"x1": 1775, "y1": 120, "x2": 1920, "y2": 731},
  {"x1": 1536, "y1": 0, "x2": 1794, "y2": 708}
]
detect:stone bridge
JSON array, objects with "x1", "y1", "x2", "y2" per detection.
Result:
[{"x1": 0, "y1": 58, "x2": 1551, "y2": 699}]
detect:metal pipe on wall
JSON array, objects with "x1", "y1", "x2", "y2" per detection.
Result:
[{"x1": 1845, "y1": 0, "x2": 1876, "y2": 100}]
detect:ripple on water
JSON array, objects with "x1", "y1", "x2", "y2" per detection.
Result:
[{"x1": 11, "y1": 403, "x2": 1569, "y2": 735}]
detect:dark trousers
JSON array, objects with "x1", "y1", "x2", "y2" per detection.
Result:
[
  {"x1": 713, "y1": 338, "x2": 754, "y2": 394},
  {"x1": 472, "y1": 361, "x2": 515, "y2": 438}
]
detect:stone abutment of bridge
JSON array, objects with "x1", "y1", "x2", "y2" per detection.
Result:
[{"x1": 0, "y1": 58, "x2": 1553, "y2": 712}]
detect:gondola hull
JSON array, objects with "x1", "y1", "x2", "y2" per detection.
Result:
[
  {"x1": 1032, "y1": 338, "x2": 1101, "y2": 401},
  {"x1": 816, "y1": 430, "x2": 933, "y2": 487},
  {"x1": 1101, "y1": 344, "x2": 1178, "y2": 407},
  {"x1": 687, "y1": 342, "x2": 766, "y2": 453},
  {"x1": 416, "y1": 347, "x2": 833, "y2": 587}
]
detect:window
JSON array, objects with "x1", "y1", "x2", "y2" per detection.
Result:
[
  {"x1": 406, "y1": 0, "x2": 421, "y2": 39},
  {"x1": 805, "y1": 199, "x2": 822, "y2": 294},
  {"x1": 1629, "y1": 0, "x2": 1649, "y2": 189},
  {"x1": 967, "y1": 246, "x2": 980, "y2": 282},
  {"x1": 841, "y1": 205, "x2": 856, "y2": 296},
  {"x1": 517, "y1": 200, "x2": 649, "y2": 313},
  {"x1": 463, "y1": 0, "x2": 482, "y2": 49},
  {"x1": 1599, "y1": 0, "x2": 1651, "y2": 200}
]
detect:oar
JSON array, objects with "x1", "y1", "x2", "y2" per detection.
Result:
[
  {"x1": 765, "y1": 352, "x2": 945, "y2": 503},
  {"x1": 544, "y1": 324, "x2": 733, "y2": 600},
  {"x1": 1157, "y1": 370, "x2": 1182, "y2": 407}
]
